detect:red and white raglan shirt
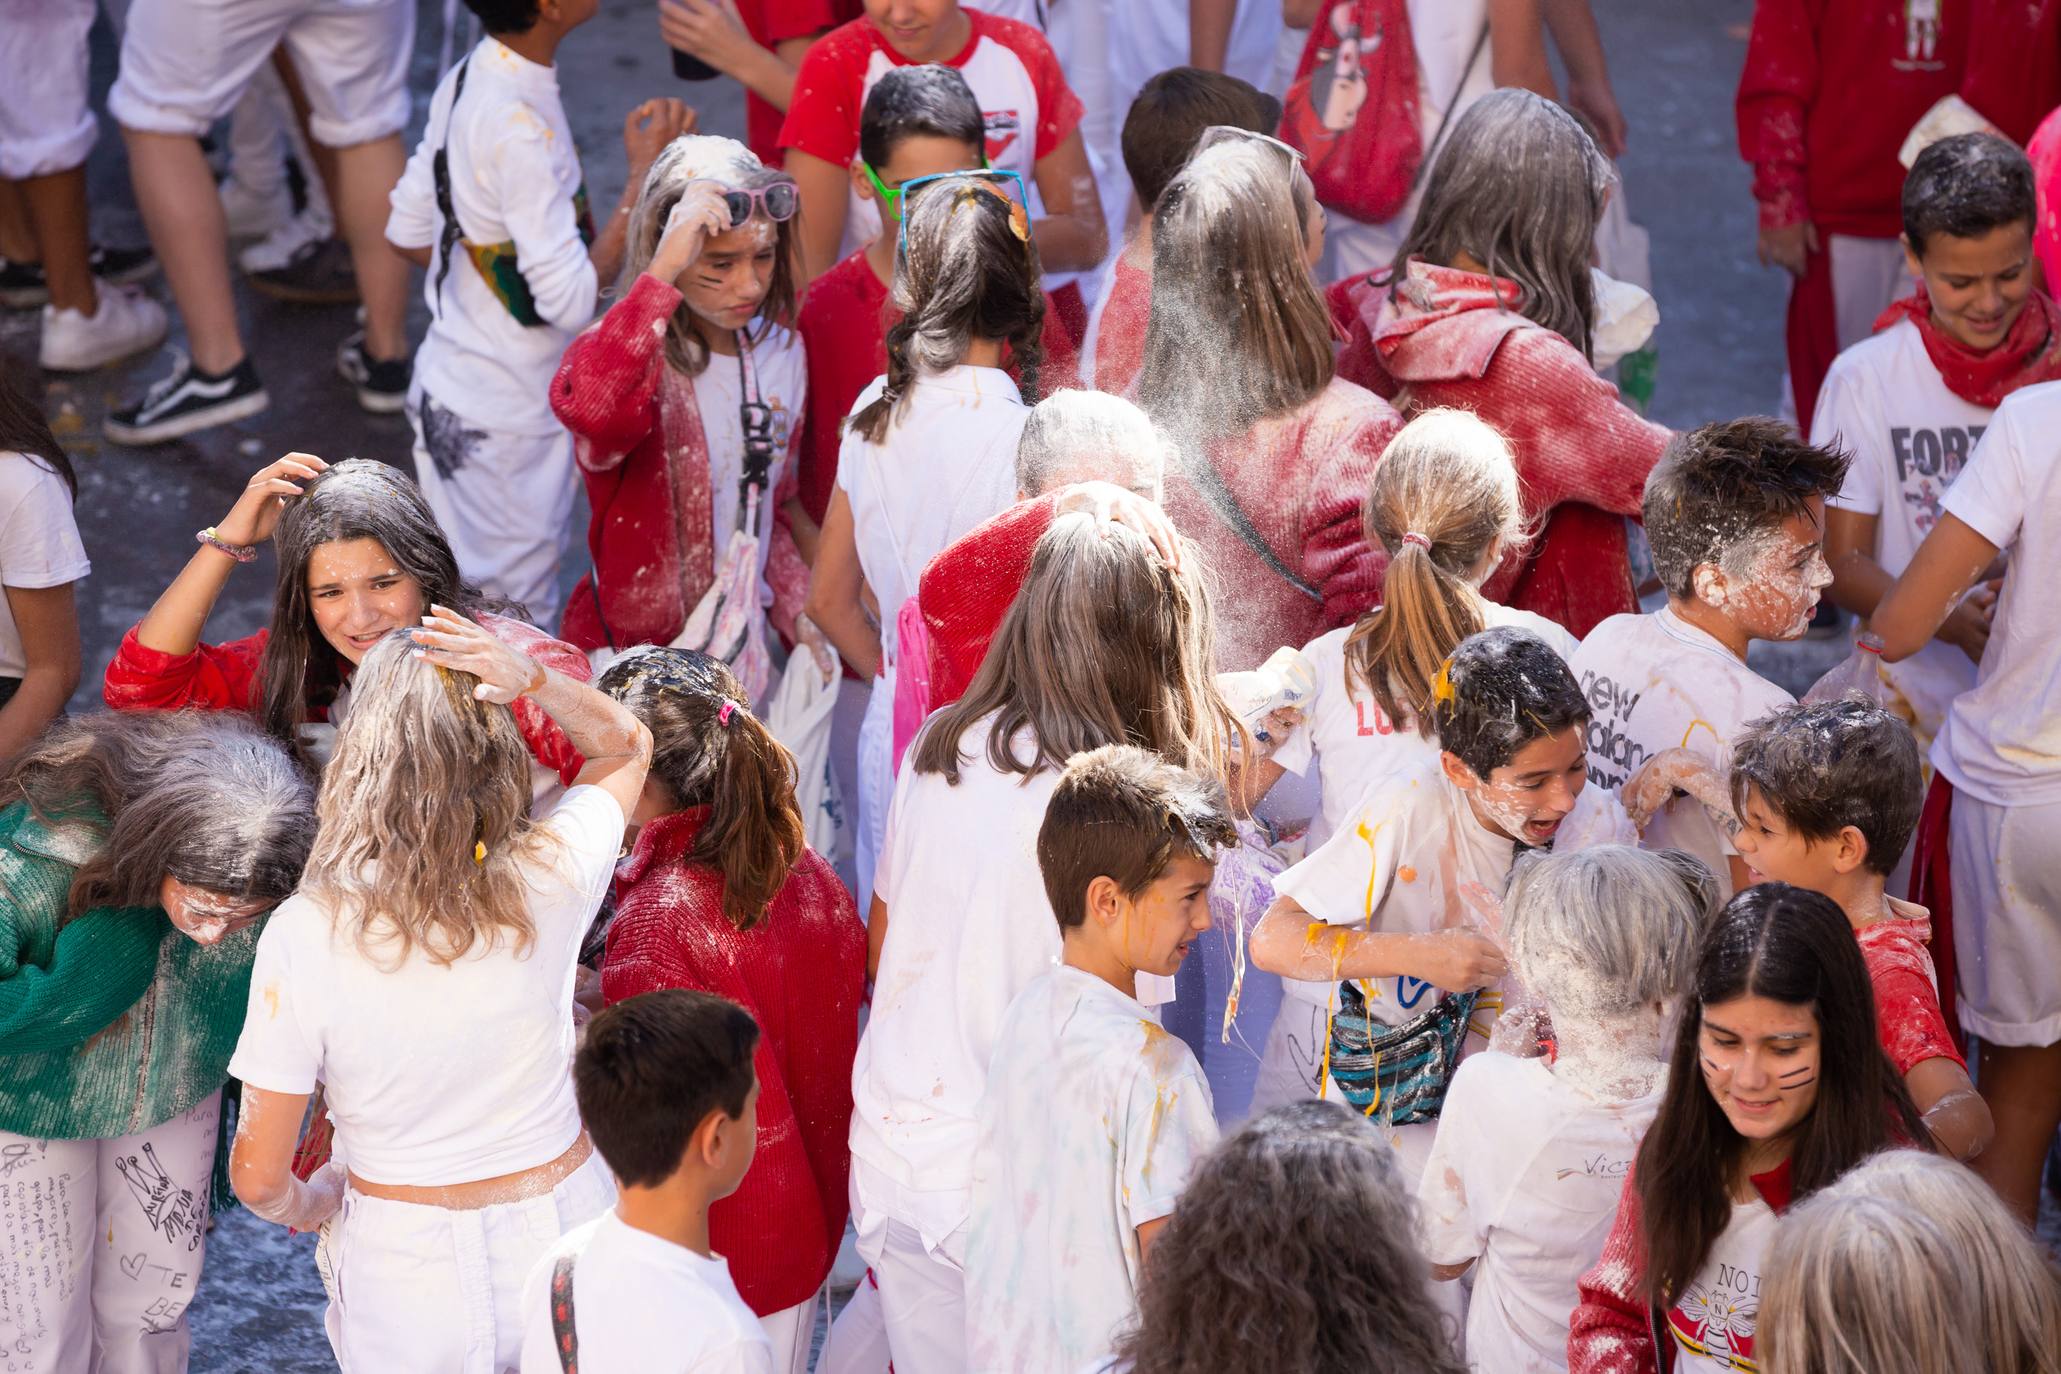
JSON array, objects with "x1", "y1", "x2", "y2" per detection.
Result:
[{"x1": 776, "y1": 8, "x2": 1084, "y2": 262}]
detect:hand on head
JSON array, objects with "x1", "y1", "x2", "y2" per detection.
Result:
[
  {"x1": 219, "y1": 452, "x2": 329, "y2": 547},
  {"x1": 409, "y1": 605, "x2": 544, "y2": 704},
  {"x1": 623, "y1": 97, "x2": 697, "y2": 175},
  {"x1": 650, "y1": 181, "x2": 734, "y2": 279}
]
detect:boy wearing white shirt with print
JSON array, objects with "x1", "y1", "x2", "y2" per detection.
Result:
[
  {"x1": 967, "y1": 746, "x2": 1231, "y2": 1374},
  {"x1": 519, "y1": 988, "x2": 772, "y2": 1373}
]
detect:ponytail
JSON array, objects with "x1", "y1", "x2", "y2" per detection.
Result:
[
  {"x1": 1341, "y1": 409, "x2": 1530, "y2": 735},
  {"x1": 595, "y1": 649, "x2": 806, "y2": 930},
  {"x1": 849, "y1": 177, "x2": 1044, "y2": 447}
]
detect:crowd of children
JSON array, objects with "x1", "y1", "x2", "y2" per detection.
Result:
[{"x1": 7, "y1": 1, "x2": 2061, "y2": 1372}]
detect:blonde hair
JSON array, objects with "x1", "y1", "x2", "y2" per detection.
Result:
[
  {"x1": 1342, "y1": 409, "x2": 1527, "y2": 733},
  {"x1": 1760, "y1": 1150, "x2": 2061, "y2": 1374},
  {"x1": 302, "y1": 631, "x2": 549, "y2": 966},
  {"x1": 1136, "y1": 138, "x2": 1332, "y2": 455},
  {"x1": 911, "y1": 514, "x2": 1244, "y2": 789},
  {"x1": 621, "y1": 134, "x2": 799, "y2": 378}
]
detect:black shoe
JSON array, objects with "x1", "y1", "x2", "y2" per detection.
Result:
[
  {"x1": 105, "y1": 353, "x2": 269, "y2": 445},
  {"x1": 246, "y1": 236, "x2": 358, "y2": 305},
  {"x1": 88, "y1": 243, "x2": 158, "y2": 287},
  {"x1": 337, "y1": 329, "x2": 410, "y2": 414},
  {"x1": 0, "y1": 257, "x2": 47, "y2": 309}
]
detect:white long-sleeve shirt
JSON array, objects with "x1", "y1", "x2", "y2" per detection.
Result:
[{"x1": 387, "y1": 38, "x2": 598, "y2": 435}]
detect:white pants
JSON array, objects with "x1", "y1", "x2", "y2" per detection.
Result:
[
  {"x1": 1950, "y1": 790, "x2": 2061, "y2": 1047},
  {"x1": 0, "y1": 1092, "x2": 221, "y2": 1374},
  {"x1": 408, "y1": 385, "x2": 577, "y2": 630},
  {"x1": 761, "y1": 1290, "x2": 821, "y2": 1374},
  {"x1": 1827, "y1": 233, "x2": 1911, "y2": 352},
  {"x1": 110, "y1": 0, "x2": 412, "y2": 147},
  {"x1": 225, "y1": 60, "x2": 334, "y2": 228},
  {"x1": 817, "y1": 1270, "x2": 891, "y2": 1374},
  {"x1": 854, "y1": 675, "x2": 893, "y2": 910},
  {"x1": 0, "y1": 0, "x2": 97, "y2": 179},
  {"x1": 324, "y1": 1151, "x2": 615, "y2": 1374},
  {"x1": 850, "y1": 1166, "x2": 967, "y2": 1374}
]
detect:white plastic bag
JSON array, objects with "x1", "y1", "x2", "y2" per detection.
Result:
[
  {"x1": 1803, "y1": 633, "x2": 1889, "y2": 706},
  {"x1": 765, "y1": 649, "x2": 846, "y2": 864}
]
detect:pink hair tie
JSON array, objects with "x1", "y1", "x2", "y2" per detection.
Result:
[
  {"x1": 718, "y1": 701, "x2": 738, "y2": 726},
  {"x1": 1399, "y1": 532, "x2": 1433, "y2": 550}
]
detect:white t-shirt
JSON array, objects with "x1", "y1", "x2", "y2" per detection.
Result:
[
  {"x1": 1419, "y1": 1052, "x2": 1664, "y2": 1374},
  {"x1": 1815, "y1": 318, "x2": 1989, "y2": 744},
  {"x1": 1663, "y1": 1198, "x2": 1779, "y2": 1373},
  {"x1": 1271, "y1": 606, "x2": 1580, "y2": 853},
  {"x1": 517, "y1": 1210, "x2": 773, "y2": 1374},
  {"x1": 1933, "y1": 380, "x2": 2061, "y2": 804},
  {"x1": 1271, "y1": 760, "x2": 1633, "y2": 1018},
  {"x1": 1566, "y1": 609, "x2": 1793, "y2": 898},
  {"x1": 0, "y1": 454, "x2": 88, "y2": 680},
  {"x1": 967, "y1": 967, "x2": 1219, "y2": 1374},
  {"x1": 387, "y1": 38, "x2": 597, "y2": 434},
  {"x1": 228, "y1": 786, "x2": 624, "y2": 1185},
  {"x1": 836, "y1": 367, "x2": 1024, "y2": 671},
  {"x1": 852, "y1": 715, "x2": 1170, "y2": 1235},
  {"x1": 697, "y1": 325, "x2": 807, "y2": 605}
]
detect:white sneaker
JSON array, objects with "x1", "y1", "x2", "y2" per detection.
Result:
[
  {"x1": 38, "y1": 284, "x2": 169, "y2": 372},
  {"x1": 238, "y1": 205, "x2": 333, "y2": 274},
  {"x1": 219, "y1": 175, "x2": 292, "y2": 240}
]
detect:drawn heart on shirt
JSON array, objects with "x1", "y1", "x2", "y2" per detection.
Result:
[{"x1": 119, "y1": 1251, "x2": 148, "y2": 1281}]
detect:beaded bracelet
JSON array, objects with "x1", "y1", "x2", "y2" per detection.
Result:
[{"x1": 196, "y1": 526, "x2": 258, "y2": 563}]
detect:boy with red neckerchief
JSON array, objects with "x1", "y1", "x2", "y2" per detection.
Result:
[{"x1": 1817, "y1": 134, "x2": 2060, "y2": 773}]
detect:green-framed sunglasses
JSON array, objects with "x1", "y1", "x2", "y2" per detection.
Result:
[{"x1": 860, "y1": 155, "x2": 996, "y2": 221}]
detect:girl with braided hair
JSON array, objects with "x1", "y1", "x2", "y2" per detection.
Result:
[{"x1": 804, "y1": 167, "x2": 1048, "y2": 908}]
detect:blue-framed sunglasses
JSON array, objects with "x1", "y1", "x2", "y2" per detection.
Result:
[{"x1": 894, "y1": 169, "x2": 1030, "y2": 254}]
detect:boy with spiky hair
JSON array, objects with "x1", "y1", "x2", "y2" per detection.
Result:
[
  {"x1": 1568, "y1": 418, "x2": 1847, "y2": 896},
  {"x1": 967, "y1": 745, "x2": 1233, "y2": 1374}
]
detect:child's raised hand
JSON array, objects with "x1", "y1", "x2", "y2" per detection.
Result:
[
  {"x1": 1051, "y1": 480, "x2": 1184, "y2": 569},
  {"x1": 410, "y1": 605, "x2": 546, "y2": 704},
  {"x1": 648, "y1": 182, "x2": 733, "y2": 282},
  {"x1": 656, "y1": 0, "x2": 756, "y2": 74},
  {"x1": 622, "y1": 98, "x2": 697, "y2": 177},
  {"x1": 219, "y1": 452, "x2": 328, "y2": 548}
]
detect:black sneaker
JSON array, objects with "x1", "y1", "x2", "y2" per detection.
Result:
[
  {"x1": 246, "y1": 236, "x2": 357, "y2": 305},
  {"x1": 88, "y1": 243, "x2": 158, "y2": 287},
  {"x1": 105, "y1": 353, "x2": 269, "y2": 445},
  {"x1": 0, "y1": 257, "x2": 46, "y2": 309},
  {"x1": 337, "y1": 329, "x2": 410, "y2": 414}
]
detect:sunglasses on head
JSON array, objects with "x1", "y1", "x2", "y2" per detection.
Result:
[
  {"x1": 1195, "y1": 124, "x2": 1307, "y2": 163},
  {"x1": 861, "y1": 155, "x2": 994, "y2": 221},
  {"x1": 894, "y1": 168, "x2": 1031, "y2": 253},
  {"x1": 695, "y1": 178, "x2": 800, "y2": 228}
]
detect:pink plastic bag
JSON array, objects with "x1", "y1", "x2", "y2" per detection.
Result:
[{"x1": 890, "y1": 596, "x2": 934, "y2": 776}]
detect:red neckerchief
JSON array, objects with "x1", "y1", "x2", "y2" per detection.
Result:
[{"x1": 1873, "y1": 286, "x2": 2061, "y2": 408}]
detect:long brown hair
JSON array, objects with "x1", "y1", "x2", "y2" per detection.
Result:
[
  {"x1": 620, "y1": 135, "x2": 801, "y2": 378},
  {"x1": 0, "y1": 360, "x2": 78, "y2": 498},
  {"x1": 1636, "y1": 884, "x2": 1927, "y2": 1308},
  {"x1": 300, "y1": 631, "x2": 546, "y2": 966},
  {"x1": 259, "y1": 459, "x2": 496, "y2": 762},
  {"x1": 597, "y1": 648, "x2": 803, "y2": 930},
  {"x1": 849, "y1": 174, "x2": 1045, "y2": 445},
  {"x1": 1342, "y1": 408, "x2": 1528, "y2": 732},
  {"x1": 4, "y1": 711, "x2": 314, "y2": 922},
  {"x1": 910, "y1": 514, "x2": 1243, "y2": 788},
  {"x1": 1136, "y1": 138, "x2": 1332, "y2": 454}
]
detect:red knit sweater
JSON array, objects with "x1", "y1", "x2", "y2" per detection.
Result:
[
  {"x1": 1335, "y1": 261, "x2": 1669, "y2": 639},
  {"x1": 99, "y1": 614, "x2": 587, "y2": 785},
  {"x1": 918, "y1": 492, "x2": 1059, "y2": 707},
  {"x1": 1735, "y1": 0, "x2": 1965, "y2": 238},
  {"x1": 599, "y1": 809, "x2": 864, "y2": 1315}
]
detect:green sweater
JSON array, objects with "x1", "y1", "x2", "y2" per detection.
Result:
[{"x1": 0, "y1": 799, "x2": 261, "y2": 1140}]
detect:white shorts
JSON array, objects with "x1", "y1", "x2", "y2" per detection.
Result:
[
  {"x1": 0, "y1": 1092, "x2": 221, "y2": 1374},
  {"x1": 0, "y1": 0, "x2": 98, "y2": 178},
  {"x1": 1826, "y1": 233, "x2": 1910, "y2": 353},
  {"x1": 850, "y1": 1161, "x2": 967, "y2": 1374},
  {"x1": 323, "y1": 1150, "x2": 615, "y2": 1374},
  {"x1": 109, "y1": 0, "x2": 412, "y2": 147},
  {"x1": 1949, "y1": 790, "x2": 2061, "y2": 1047}
]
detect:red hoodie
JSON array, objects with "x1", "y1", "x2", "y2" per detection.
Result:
[
  {"x1": 1335, "y1": 261, "x2": 1668, "y2": 639},
  {"x1": 1736, "y1": 0, "x2": 1966, "y2": 237}
]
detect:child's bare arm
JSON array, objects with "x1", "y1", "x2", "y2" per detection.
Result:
[
  {"x1": 1869, "y1": 513, "x2": 2002, "y2": 662},
  {"x1": 1029, "y1": 132, "x2": 1109, "y2": 274},
  {"x1": 866, "y1": 894, "x2": 889, "y2": 982},
  {"x1": 1250, "y1": 896, "x2": 1507, "y2": 988},
  {"x1": 1908, "y1": 1057, "x2": 1994, "y2": 1161},
  {"x1": 232, "y1": 1085, "x2": 343, "y2": 1230},
  {"x1": 1488, "y1": 0, "x2": 1559, "y2": 101},
  {"x1": 803, "y1": 489, "x2": 883, "y2": 680},
  {"x1": 1432, "y1": 1259, "x2": 1475, "y2": 1281},
  {"x1": 1831, "y1": 509, "x2": 1993, "y2": 664},
  {"x1": 390, "y1": 242, "x2": 432, "y2": 269},
  {"x1": 786, "y1": 149, "x2": 852, "y2": 282}
]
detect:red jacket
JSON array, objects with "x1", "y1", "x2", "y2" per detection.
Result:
[
  {"x1": 1336, "y1": 261, "x2": 1668, "y2": 639},
  {"x1": 1090, "y1": 250, "x2": 1152, "y2": 398},
  {"x1": 551, "y1": 274, "x2": 810, "y2": 655},
  {"x1": 100, "y1": 613, "x2": 586, "y2": 785},
  {"x1": 1569, "y1": 1161, "x2": 1795, "y2": 1374},
  {"x1": 1736, "y1": 0, "x2": 1966, "y2": 237},
  {"x1": 795, "y1": 247, "x2": 1081, "y2": 528},
  {"x1": 1164, "y1": 377, "x2": 1399, "y2": 672},
  {"x1": 600, "y1": 809, "x2": 863, "y2": 1315}
]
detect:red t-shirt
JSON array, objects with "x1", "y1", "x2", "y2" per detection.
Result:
[
  {"x1": 778, "y1": 8, "x2": 1083, "y2": 176},
  {"x1": 1855, "y1": 899, "x2": 1966, "y2": 1076},
  {"x1": 794, "y1": 246, "x2": 1080, "y2": 526},
  {"x1": 733, "y1": 0, "x2": 860, "y2": 167},
  {"x1": 1089, "y1": 250, "x2": 1151, "y2": 397}
]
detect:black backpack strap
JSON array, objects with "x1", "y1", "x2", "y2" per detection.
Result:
[
  {"x1": 430, "y1": 56, "x2": 474, "y2": 320},
  {"x1": 1182, "y1": 452, "x2": 1322, "y2": 603},
  {"x1": 1410, "y1": 22, "x2": 1491, "y2": 195},
  {"x1": 549, "y1": 1252, "x2": 579, "y2": 1373}
]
